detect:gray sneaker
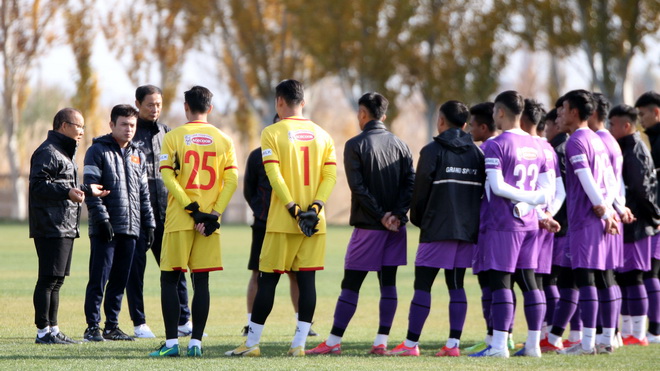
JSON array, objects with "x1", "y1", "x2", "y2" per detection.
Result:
[
  {"x1": 559, "y1": 343, "x2": 596, "y2": 355},
  {"x1": 35, "y1": 332, "x2": 69, "y2": 345},
  {"x1": 55, "y1": 331, "x2": 81, "y2": 344},
  {"x1": 595, "y1": 343, "x2": 613, "y2": 354}
]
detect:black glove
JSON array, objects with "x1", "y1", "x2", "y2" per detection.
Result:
[
  {"x1": 288, "y1": 203, "x2": 302, "y2": 219},
  {"x1": 97, "y1": 220, "x2": 114, "y2": 242},
  {"x1": 145, "y1": 228, "x2": 155, "y2": 248},
  {"x1": 203, "y1": 219, "x2": 221, "y2": 236},
  {"x1": 185, "y1": 201, "x2": 218, "y2": 225},
  {"x1": 298, "y1": 203, "x2": 321, "y2": 237}
]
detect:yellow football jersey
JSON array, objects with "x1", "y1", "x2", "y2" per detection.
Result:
[
  {"x1": 159, "y1": 121, "x2": 238, "y2": 233},
  {"x1": 261, "y1": 116, "x2": 337, "y2": 234}
]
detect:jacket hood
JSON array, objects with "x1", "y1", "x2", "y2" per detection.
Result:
[
  {"x1": 93, "y1": 133, "x2": 137, "y2": 150},
  {"x1": 47, "y1": 130, "x2": 78, "y2": 158},
  {"x1": 434, "y1": 128, "x2": 474, "y2": 152},
  {"x1": 617, "y1": 131, "x2": 640, "y2": 148}
]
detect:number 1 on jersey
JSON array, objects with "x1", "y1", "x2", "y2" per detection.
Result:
[{"x1": 300, "y1": 146, "x2": 310, "y2": 186}]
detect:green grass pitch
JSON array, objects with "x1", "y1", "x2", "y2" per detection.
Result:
[{"x1": 0, "y1": 222, "x2": 657, "y2": 369}]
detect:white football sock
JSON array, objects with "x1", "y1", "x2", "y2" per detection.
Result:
[
  {"x1": 582, "y1": 328, "x2": 596, "y2": 351},
  {"x1": 568, "y1": 330, "x2": 582, "y2": 342},
  {"x1": 548, "y1": 333, "x2": 562, "y2": 347},
  {"x1": 37, "y1": 327, "x2": 50, "y2": 338},
  {"x1": 621, "y1": 315, "x2": 632, "y2": 336},
  {"x1": 492, "y1": 330, "x2": 508, "y2": 350},
  {"x1": 446, "y1": 338, "x2": 460, "y2": 348},
  {"x1": 374, "y1": 334, "x2": 388, "y2": 347},
  {"x1": 326, "y1": 334, "x2": 342, "y2": 347},
  {"x1": 165, "y1": 338, "x2": 179, "y2": 348},
  {"x1": 403, "y1": 339, "x2": 418, "y2": 348},
  {"x1": 189, "y1": 338, "x2": 202, "y2": 349},
  {"x1": 245, "y1": 321, "x2": 264, "y2": 347},
  {"x1": 50, "y1": 326, "x2": 60, "y2": 335},
  {"x1": 291, "y1": 321, "x2": 311, "y2": 349},
  {"x1": 631, "y1": 315, "x2": 647, "y2": 340},
  {"x1": 601, "y1": 328, "x2": 614, "y2": 346},
  {"x1": 247, "y1": 313, "x2": 251, "y2": 323},
  {"x1": 526, "y1": 330, "x2": 541, "y2": 350},
  {"x1": 484, "y1": 334, "x2": 492, "y2": 345}
]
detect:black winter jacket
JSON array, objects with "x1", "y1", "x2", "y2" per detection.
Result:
[
  {"x1": 550, "y1": 132, "x2": 569, "y2": 237},
  {"x1": 618, "y1": 132, "x2": 660, "y2": 242},
  {"x1": 344, "y1": 120, "x2": 415, "y2": 230},
  {"x1": 244, "y1": 147, "x2": 272, "y2": 226},
  {"x1": 132, "y1": 117, "x2": 170, "y2": 223},
  {"x1": 29, "y1": 131, "x2": 91, "y2": 239},
  {"x1": 83, "y1": 134, "x2": 155, "y2": 237},
  {"x1": 411, "y1": 128, "x2": 485, "y2": 243},
  {"x1": 644, "y1": 122, "x2": 660, "y2": 202}
]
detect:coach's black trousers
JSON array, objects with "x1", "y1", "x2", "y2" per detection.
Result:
[
  {"x1": 126, "y1": 220, "x2": 190, "y2": 326},
  {"x1": 84, "y1": 234, "x2": 136, "y2": 328}
]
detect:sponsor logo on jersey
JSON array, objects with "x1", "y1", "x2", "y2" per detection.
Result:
[
  {"x1": 569, "y1": 154, "x2": 587, "y2": 164},
  {"x1": 159, "y1": 154, "x2": 169, "y2": 161},
  {"x1": 288, "y1": 130, "x2": 315, "y2": 142},
  {"x1": 516, "y1": 147, "x2": 538, "y2": 161},
  {"x1": 262, "y1": 148, "x2": 273, "y2": 157},
  {"x1": 185, "y1": 134, "x2": 213, "y2": 146}
]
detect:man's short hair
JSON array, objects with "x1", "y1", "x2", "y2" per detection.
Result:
[
  {"x1": 111, "y1": 104, "x2": 138, "y2": 123},
  {"x1": 494, "y1": 90, "x2": 524, "y2": 116},
  {"x1": 554, "y1": 95, "x2": 565, "y2": 109},
  {"x1": 469, "y1": 102, "x2": 495, "y2": 132},
  {"x1": 275, "y1": 79, "x2": 304, "y2": 107},
  {"x1": 184, "y1": 86, "x2": 213, "y2": 114},
  {"x1": 544, "y1": 108, "x2": 558, "y2": 123},
  {"x1": 358, "y1": 92, "x2": 389, "y2": 120},
  {"x1": 135, "y1": 85, "x2": 163, "y2": 103},
  {"x1": 53, "y1": 108, "x2": 82, "y2": 131},
  {"x1": 608, "y1": 104, "x2": 638, "y2": 123},
  {"x1": 523, "y1": 98, "x2": 546, "y2": 126},
  {"x1": 592, "y1": 92, "x2": 611, "y2": 122},
  {"x1": 563, "y1": 89, "x2": 595, "y2": 121},
  {"x1": 440, "y1": 100, "x2": 469, "y2": 128},
  {"x1": 634, "y1": 91, "x2": 660, "y2": 108}
]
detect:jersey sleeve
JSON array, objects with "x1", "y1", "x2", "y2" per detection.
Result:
[
  {"x1": 213, "y1": 138, "x2": 239, "y2": 214},
  {"x1": 566, "y1": 139, "x2": 589, "y2": 173},
  {"x1": 484, "y1": 141, "x2": 503, "y2": 172},
  {"x1": 315, "y1": 134, "x2": 337, "y2": 203},
  {"x1": 159, "y1": 132, "x2": 192, "y2": 209},
  {"x1": 261, "y1": 129, "x2": 294, "y2": 205}
]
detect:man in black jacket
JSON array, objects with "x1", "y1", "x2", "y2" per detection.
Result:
[
  {"x1": 82, "y1": 105, "x2": 156, "y2": 342},
  {"x1": 307, "y1": 92, "x2": 414, "y2": 355},
  {"x1": 125, "y1": 85, "x2": 191, "y2": 339},
  {"x1": 634, "y1": 91, "x2": 660, "y2": 344},
  {"x1": 29, "y1": 108, "x2": 108, "y2": 344},
  {"x1": 609, "y1": 104, "x2": 660, "y2": 344},
  {"x1": 390, "y1": 101, "x2": 485, "y2": 357}
]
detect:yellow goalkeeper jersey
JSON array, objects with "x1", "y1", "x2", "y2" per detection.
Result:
[
  {"x1": 261, "y1": 116, "x2": 337, "y2": 234},
  {"x1": 159, "y1": 121, "x2": 238, "y2": 233}
]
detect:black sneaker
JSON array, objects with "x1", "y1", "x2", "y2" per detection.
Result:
[
  {"x1": 83, "y1": 326, "x2": 105, "y2": 342},
  {"x1": 241, "y1": 325, "x2": 249, "y2": 337},
  {"x1": 55, "y1": 331, "x2": 81, "y2": 344},
  {"x1": 308, "y1": 325, "x2": 319, "y2": 337},
  {"x1": 35, "y1": 332, "x2": 69, "y2": 345},
  {"x1": 102, "y1": 327, "x2": 135, "y2": 341}
]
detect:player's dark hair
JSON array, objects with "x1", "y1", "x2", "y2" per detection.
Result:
[
  {"x1": 554, "y1": 96, "x2": 565, "y2": 109},
  {"x1": 275, "y1": 79, "x2": 304, "y2": 107},
  {"x1": 563, "y1": 89, "x2": 595, "y2": 121},
  {"x1": 523, "y1": 98, "x2": 546, "y2": 126},
  {"x1": 494, "y1": 90, "x2": 524, "y2": 116},
  {"x1": 608, "y1": 104, "x2": 638, "y2": 123},
  {"x1": 135, "y1": 85, "x2": 162, "y2": 103},
  {"x1": 592, "y1": 92, "x2": 611, "y2": 122},
  {"x1": 469, "y1": 102, "x2": 495, "y2": 132},
  {"x1": 110, "y1": 104, "x2": 138, "y2": 123},
  {"x1": 53, "y1": 107, "x2": 82, "y2": 130},
  {"x1": 634, "y1": 91, "x2": 660, "y2": 108},
  {"x1": 544, "y1": 108, "x2": 558, "y2": 123},
  {"x1": 439, "y1": 100, "x2": 469, "y2": 128},
  {"x1": 184, "y1": 86, "x2": 213, "y2": 114},
  {"x1": 358, "y1": 92, "x2": 389, "y2": 120}
]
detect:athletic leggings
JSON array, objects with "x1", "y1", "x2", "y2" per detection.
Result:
[
  {"x1": 252, "y1": 271, "x2": 317, "y2": 324},
  {"x1": 413, "y1": 267, "x2": 466, "y2": 292},
  {"x1": 33, "y1": 275, "x2": 65, "y2": 329},
  {"x1": 161, "y1": 271, "x2": 209, "y2": 340},
  {"x1": 340, "y1": 266, "x2": 398, "y2": 292}
]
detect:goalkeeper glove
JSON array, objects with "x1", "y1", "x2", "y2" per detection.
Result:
[
  {"x1": 288, "y1": 203, "x2": 302, "y2": 219},
  {"x1": 185, "y1": 201, "x2": 218, "y2": 225},
  {"x1": 298, "y1": 203, "x2": 321, "y2": 237},
  {"x1": 97, "y1": 220, "x2": 114, "y2": 242},
  {"x1": 203, "y1": 219, "x2": 221, "y2": 236}
]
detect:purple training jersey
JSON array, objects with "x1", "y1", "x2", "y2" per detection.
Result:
[
  {"x1": 597, "y1": 129, "x2": 624, "y2": 267},
  {"x1": 483, "y1": 130, "x2": 548, "y2": 231},
  {"x1": 564, "y1": 128, "x2": 612, "y2": 230}
]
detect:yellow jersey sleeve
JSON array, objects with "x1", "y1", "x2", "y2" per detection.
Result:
[{"x1": 213, "y1": 141, "x2": 239, "y2": 214}]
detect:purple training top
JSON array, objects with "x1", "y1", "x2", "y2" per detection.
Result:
[{"x1": 483, "y1": 130, "x2": 548, "y2": 232}]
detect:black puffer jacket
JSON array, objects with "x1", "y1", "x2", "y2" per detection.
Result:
[
  {"x1": 132, "y1": 117, "x2": 170, "y2": 223},
  {"x1": 618, "y1": 132, "x2": 660, "y2": 242},
  {"x1": 411, "y1": 128, "x2": 485, "y2": 243},
  {"x1": 244, "y1": 147, "x2": 272, "y2": 226},
  {"x1": 343, "y1": 120, "x2": 415, "y2": 230},
  {"x1": 29, "y1": 130, "x2": 90, "y2": 238},
  {"x1": 644, "y1": 122, "x2": 660, "y2": 202},
  {"x1": 83, "y1": 134, "x2": 155, "y2": 237}
]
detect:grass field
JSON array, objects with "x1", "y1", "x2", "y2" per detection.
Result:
[{"x1": 0, "y1": 222, "x2": 658, "y2": 370}]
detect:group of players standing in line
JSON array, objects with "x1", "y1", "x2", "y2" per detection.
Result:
[{"x1": 28, "y1": 79, "x2": 660, "y2": 359}]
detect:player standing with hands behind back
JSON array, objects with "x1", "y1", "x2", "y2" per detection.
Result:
[{"x1": 150, "y1": 86, "x2": 238, "y2": 357}]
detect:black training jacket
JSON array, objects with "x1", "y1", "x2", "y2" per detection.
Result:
[
  {"x1": 645, "y1": 122, "x2": 660, "y2": 202},
  {"x1": 83, "y1": 134, "x2": 155, "y2": 237},
  {"x1": 618, "y1": 132, "x2": 660, "y2": 242},
  {"x1": 410, "y1": 128, "x2": 485, "y2": 243},
  {"x1": 344, "y1": 120, "x2": 415, "y2": 230},
  {"x1": 244, "y1": 147, "x2": 272, "y2": 226},
  {"x1": 132, "y1": 117, "x2": 170, "y2": 223},
  {"x1": 29, "y1": 130, "x2": 92, "y2": 239},
  {"x1": 550, "y1": 132, "x2": 569, "y2": 237}
]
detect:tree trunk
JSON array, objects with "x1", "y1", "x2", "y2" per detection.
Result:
[{"x1": 2, "y1": 80, "x2": 27, "y2": 220}]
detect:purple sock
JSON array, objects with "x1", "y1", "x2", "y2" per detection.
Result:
[
  {"x1": 579, "y1": 286, "x2": 598, "y2": 328},
  {"x1": 551, "y1": 288, "x2": 578, "y2": 332},
  {"x1": 509, "y1": 291, "x2": 517, "y2": 332},
  {"x1": 597, "y1": 286, "x2": 617, "y2": 328},
  {"x1": 644, "y1": 278, "x2": 660, "y2": 332},
  {"x1": 625, "y1": 284, "x2": 649, "y2": 317},
  {"x1": 481, "y1": 287, "x2": 492, "y2": 328},
  {"x1": 449, "y1": 288, "x2": 467, "y2": 337},
  {"x1": 613, "y1": 284, "x2": 623, "y2": 324},
  {"x1": 523, "y1": 289, "x2": 546, "y2": 331},
  {"x1": 491, "y1": 289, "x2": 514, "y2": 332},
  {"x1": 570, "y1": 306, "x2": 583, "y2": 331},
  {"x1": 331, "y1": 289, "x2": 359, "y2": 334},
  {"x1": 407, "y1": 290, "x2": 431, "y2": 341},
  {"x1": 544, "y1": 285, "x2": 559, "y2": 324},
  {"x1": 378, "y1": 286, "x2": 397, "y2": 333}
]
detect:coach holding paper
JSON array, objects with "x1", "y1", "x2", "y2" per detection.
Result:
[{"x1": 29, "y1": 108, "x2": 109, "y2": 344}]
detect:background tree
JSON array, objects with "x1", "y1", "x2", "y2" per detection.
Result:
[{"x1": 0, "y1": 0, "x2": 64, "y2": 220}]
